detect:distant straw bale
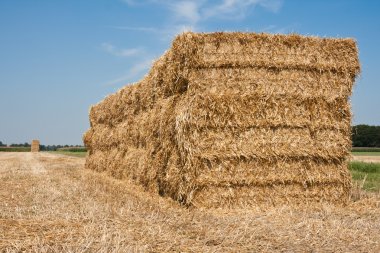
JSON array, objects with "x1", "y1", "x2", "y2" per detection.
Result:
[
  {"x1": 31, "y1": 140, "x2": 40, "y2": 153},
  {"x1": 84, "y1": 32, "x2": 360, "y2": 208}
]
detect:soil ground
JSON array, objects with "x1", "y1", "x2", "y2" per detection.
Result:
[
  {"x1": 1, "y1": 152, "x2": 379, "y2": 252},
  {"x1": 352, "y1": 155, "x2": 380, "y2": 163}
]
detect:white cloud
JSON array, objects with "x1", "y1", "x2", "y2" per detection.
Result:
[
  {"x1": 258, "y1": 0, "x2": 283, "y2": 13},
  {"x1": 120, "y1": 0, "x2": 283, "y2": 34},
  {"x1": 105, "y1": 0, "x2": 285, "y2": 87},
  {"x1": 115, "y1": 1, "x2": 286, "y2": 42},
  {"x1": 122, "y1": 0, "x2": 283, "y2": 21},
  {"x1": 121, "y1": 0, "x2": 135, "y2": 4},
  {"x1": 120, "y1": 0, "x2": 146, "y2": 5},
  {"x1": 101, "y1": 43, "x2": 144, "y2": 57},
  {"x1": 109, "y1": 26, "x2": 160, "y2": 33},
  {"x1": 105, "y1": 58, "x2": 154, "y2": 86},
  {"x1": 156, "y1": 24, "x2": 196, "y2": 41},
  {"x1": 121, "y1": 0, "x2": 159, "y2": 6},
  {"x1": 170, "y1": 1, "x2": 201, "y2": 25},
  {"x1": 202, "y1": 0, "x2": 283, "y2": 20},
  {"x1": 259, "y1": 24, "x2": 298, "y2": 34},
  {"x1": 109, "y1": 24, "x2": 195, "y2": 40}
]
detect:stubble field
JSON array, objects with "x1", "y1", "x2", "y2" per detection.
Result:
[{"x1": 1, "y1": 152, "x2": 379, "y2": 252}]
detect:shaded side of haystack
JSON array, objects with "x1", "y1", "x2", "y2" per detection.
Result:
[
  {"x1": 31, "y1": 140, "x2": 40, "y2": 152},
  {"x1": 84, "y1": 50, "x2": 187, "y2": 199},
  {"x1": 84, "y1": 32, "x2": 360, "y2": 208}
]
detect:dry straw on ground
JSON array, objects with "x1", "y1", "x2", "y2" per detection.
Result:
[
  {"x1": 84, "y1": 32, "x2": 360, "y2": 208},
  {"x1": 1, "y1": 153, "x2": 379, "y2": 252},
  {"x1": 31, "y1": 140, "x2": 40, "y2": 152}
]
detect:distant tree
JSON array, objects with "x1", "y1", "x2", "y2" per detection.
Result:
[
  {"x1": 10, "y1": 142, "x2": 31, "y2": 147},
  {"x1": 0, "y1": 141, "x2": 6, "y2": 147},
  {"x1": 352, "y1": 125, "x2": 380, "y2": 147},
  {"x1": 4, "y1": 142, "x2": 84, "y2": 150}
]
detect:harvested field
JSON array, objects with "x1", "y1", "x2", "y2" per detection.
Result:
[{"x1": 1, "y1": 152, "x2": 379, "y2": 252}]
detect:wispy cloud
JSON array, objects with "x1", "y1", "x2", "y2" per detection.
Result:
[
  {"x1": 101, "y1": 42, "x2": 152, "y2": 86},
  {"x1": 120, "y1": 0, "x2": 284, "y2": 35},
  {"x1": 108, "y1": 24, "x2": 194, "y2": 40},
  {"x1": 121, "y1": 0, "x2": 135, "y2": 4},
  {"x1": 108, "y1": 26, "x2": 160, "y2": 33},
  {"x1": 104, "y1": 58, "x2": 154, "y2": 86},
  {"x1": 170, "y1": 1, "x2": 201, "y2": 25},
  {"x1": 120, "y1": 0, "x2": 159, "y2": 6},
  {"x1": 105, "y1": 0, "x2": 285, "y2": 86},
  {"x1": 258, "y1": 0, "x2": 283, "y2": 13},
  {"x1": 101, "y1": 43, "x2": 144, "y2": 57},
  {"x1": 259, "y1": 23, "x2": 299, "y2": 34},
  {"x1": 120, "y1": 0, "x2": 147, "y2": 5},
  {"x1": 202, "y1": 0, "x2": 283, "y2": 20},
  {"x1": 123, "y1": 0, "x2": 283, "y2": 23}
]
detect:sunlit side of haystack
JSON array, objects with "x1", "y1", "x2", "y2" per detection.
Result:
[
  {"x1": 84, "y1": 32, "x2": 360, "y2": 208},
  {"x1": 31, "y1": 140, "x2": 40, "y2": 152}
]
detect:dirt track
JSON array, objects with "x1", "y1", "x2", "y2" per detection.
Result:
[
  {"x1": 353, "y1": 155, "x2": 380, "y2": 163},
  {"x1": 0, "y1": 152, "x2": 380, "y2": 252}
]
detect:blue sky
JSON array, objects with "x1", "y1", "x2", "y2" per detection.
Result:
[{"x1": 0, "y1": 0, "x2": 379, "y2": 145}]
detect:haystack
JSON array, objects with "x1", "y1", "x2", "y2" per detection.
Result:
[
  {"x1": 31, "y1": 140, "x2": 40, "y2": 152},
  {"x1": 84, "y1": 32, "x2": 360, "y2": 208}
]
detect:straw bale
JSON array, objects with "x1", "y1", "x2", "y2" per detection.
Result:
[
  {"x1": 84, "y1": 32, "x2": 360, "y2": 207},
  {"x1": 31, "y1": 140, "x2": 40, "y2": 152},
  {"x1": 171, "y1": 33, "x2": 360, "y2": 74},
  {"x1": 191, "y1": 184, "x2": 350, "y2": 208},
  {"x1": 187, "y1": 68, "x2": 354, "y2": 101}
]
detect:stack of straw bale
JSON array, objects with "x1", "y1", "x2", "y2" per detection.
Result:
[
  {"x1": 84, "y1": 32, "x2": 360, "y2": 208},
  {"x1": 31, "y1": 140, "x2": 40, "y2": 152}
]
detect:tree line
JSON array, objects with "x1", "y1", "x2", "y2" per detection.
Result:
[
  {"x1": 0, "y1": 142, "x2": 83, "y2": 151},
  {"x1": 352, "y1": 125, "x2": 380, "y2": 147}
]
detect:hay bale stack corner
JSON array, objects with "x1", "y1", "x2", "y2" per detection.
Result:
[{"x1": 84, "y1": 32, "x2": 360, "y2": 208}]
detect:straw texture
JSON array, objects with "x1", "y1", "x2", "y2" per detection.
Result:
[
  {"x1": 31, "y1": 140, "x2": 40, "y2": 153},
  {"x1": 84, "y1": 32, "x2": 360, "y2": 207}
]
